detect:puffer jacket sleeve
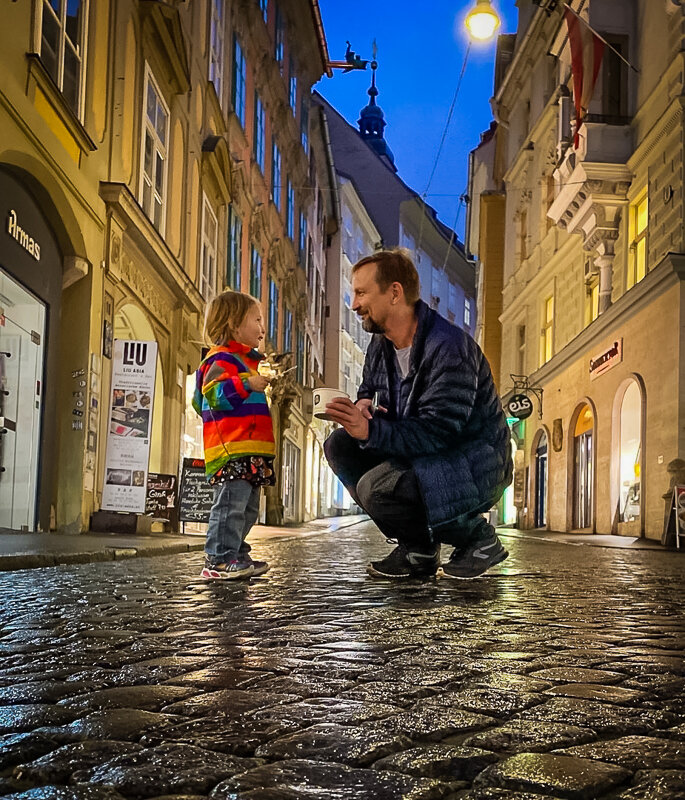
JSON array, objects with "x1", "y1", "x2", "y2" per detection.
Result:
[
  {"x1": 362, "y1": 342, "x2": 479, "y2": 457},
  {"x1": 356, "y1": 344, "x2": 377, "y2": 401}
]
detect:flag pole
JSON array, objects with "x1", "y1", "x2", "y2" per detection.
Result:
[{"x1": 563, "y1": 3, "x2": 639, "y2": 73}]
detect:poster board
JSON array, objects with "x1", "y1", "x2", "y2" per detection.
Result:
[
  {"x1": 663, "y1": 485, "x2": 685, "y2": 550},
  {"x1": 145, "y1": 473, "x2": 178, "y2": 527},
  {"x1": 101, "y1": 340, "x2": 158, "y2": 512},
  {"x1": 179, "y1": 457, "x2": 214, "y2": 524}
]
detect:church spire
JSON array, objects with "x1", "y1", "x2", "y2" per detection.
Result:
[{"x1": 357, "y1": 43, "x2": 396, "y2": 169}]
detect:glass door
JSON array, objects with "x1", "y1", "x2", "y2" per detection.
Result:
[
  {"x1": 0, "y1": 271, "x2": 45, "y2": 531},
  {"x1": 535, "y1": 435, "x2": 547, "y2": 527},
  {"x1": 574, "y1": 430, "x2": 593, "y2": 529}
]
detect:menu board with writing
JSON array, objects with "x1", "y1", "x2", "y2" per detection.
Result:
[
  {"x1": 145, "y1": 472, "x2": 178, "y2": 526},
  {"x1": 179, "y1": 457, "x2": 214, "y2": 523}
]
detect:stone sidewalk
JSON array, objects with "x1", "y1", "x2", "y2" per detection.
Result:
[{"x1": 0, "y1": 520, "x2": 683, "y2": 799}]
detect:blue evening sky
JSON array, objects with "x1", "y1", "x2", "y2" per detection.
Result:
[{"x1": 315, "y1": 0, "x2": 518, "y2": 242}]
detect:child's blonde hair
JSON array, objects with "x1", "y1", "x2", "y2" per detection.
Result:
[{"x1": 204, "y1": 291, "x2": 259, "y2": 346}]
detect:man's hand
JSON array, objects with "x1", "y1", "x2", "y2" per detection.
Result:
[
  {"x1": 325, "y1": 397, "x2": 370, "y2": 440},
  {"x1": 356, "y1": 398, "x2": 374, "y2": 420}
]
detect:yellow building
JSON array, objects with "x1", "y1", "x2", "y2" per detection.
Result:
[
  {"x1": 0, "y1": 0, "x2": 332, "y2": 534},
  {"x1": 472, "y1": 0, "x2": 685, "y2": 540}
]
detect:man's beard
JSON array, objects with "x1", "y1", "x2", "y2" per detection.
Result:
[{"x1": 360, "y1": 314, "x2": 384, "y2": 334}]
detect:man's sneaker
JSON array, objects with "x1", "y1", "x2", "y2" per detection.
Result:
[
  {"x1": 367, "y1": 544, "x2": 439, "y2": 580},
  {"x1": 441, "y1": 529, "x2": 508, "y2": 579},
  {"x1": 200, "y1": 557, "x2": 254, "y2": 580}
]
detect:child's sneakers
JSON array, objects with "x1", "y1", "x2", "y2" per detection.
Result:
[
  {"x1": 201, "y1": 556, "x2": 254, "y2": 580},
  {"x1": 246, "y1": 558, "x2": 270, "y2": 577}
]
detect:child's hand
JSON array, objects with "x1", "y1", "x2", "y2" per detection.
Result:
[{"x1": 247, "y1": 375, "x2": 271, "y2": 392}]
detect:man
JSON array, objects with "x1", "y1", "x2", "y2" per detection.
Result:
[{"x1": 324, "y1": 249, "x2": 513, "y2": 580}]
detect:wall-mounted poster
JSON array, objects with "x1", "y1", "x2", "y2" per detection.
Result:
[{"x1": 101, "y1": 340, "x2": 158, "y2": 513}]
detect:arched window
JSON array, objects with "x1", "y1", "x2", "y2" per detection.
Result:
[
  {"x1": 534, "y1": 431, "x2": 548, "y2": 528},
  {"x1": 619, "y1": 382, "x2": 641, "y2": 522},
  {"x1": 573, "y1": 404, "x2": 594, "y2": 529}
]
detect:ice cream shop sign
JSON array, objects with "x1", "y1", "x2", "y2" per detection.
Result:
[{"x1": 6, "y1": 210, "x2": 41, "y2": 261}]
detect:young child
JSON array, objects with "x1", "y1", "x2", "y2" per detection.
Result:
[{"x1": 192, "y1": 291, "x2": 276, "y2": 580}]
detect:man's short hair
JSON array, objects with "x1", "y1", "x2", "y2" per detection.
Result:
[{"x1": 353, "y1": 248, "x2": 421, "y2": 305}]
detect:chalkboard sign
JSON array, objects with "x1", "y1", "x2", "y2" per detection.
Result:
[
  {"x1": 145, "y1": 473, "x2": 178, "y2": 526},
  {"x1": 179, "y1": 457, "x2": 214, "y2": 523}
]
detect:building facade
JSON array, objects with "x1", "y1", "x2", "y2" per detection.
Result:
[
  {"x1": 0, "y1": 0, "x2": 333, "y2": 534},
  {"x1": 472, "y1": 0, "x2": 685, "y2": 539}
]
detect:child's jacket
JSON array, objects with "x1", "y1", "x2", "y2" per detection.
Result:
[{"x1": 192, "y1": 342, "x2": 275, "y2": 478}]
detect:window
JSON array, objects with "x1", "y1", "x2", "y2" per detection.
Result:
[
  {"x1": 286, "y1": 179, "x2": 295, "y2": 239},
  {"x1": 274, "y1": 5, "x2": 285, "y2": 67},
  {"x1": 232, "y1": 36, "x2": 246, "y2": 128},
  {"x1": 431, "y1": 267, "x2": 441, "y2": 307},
  {"x1": 519, "y1": 209, "x2": 528, "y2": 262},
  {"x1": 141, "y1": 68, "x2": 169, "y2": 233},
  {"x1": 517, "y1": 324, "x2": 526, "y2": 375},
  {"x1": 40, "y1": 0, "x2": 87, "y2": 117},
  {"x1": 226, "y1": 205, "x2": 242, "y2": 289},
  {"x1": 300, "y1": 94, "x2": 309, "y2": 154},
  {"x1": 271, "y1": 140, "x2": 281, "y2": 210},
  {"x1": 253, "y1": 92, "x2": 265, "y2": 172},
  {"x1": 289, "y1": 59, "x2": 297, "y2": 112},
  {"x1": 209, "y1": 0, "x2": 224, "y2": 103},
  {"x1": 267, "y1": 277, "x2": 279, "y2": 344},
  {"x1": 296, "y1": 327, "x2": 305, "y2": 383},
  {"x1": 464, "y1": 298, "x2": 472, "y2": 328},
  {"x1": 258, "y1": 0, "x2": 268, "y2": 22},
  {"x1": 602, "y1": 35, "x2": 628, "y2": 119},
  {"x1": 584, "y1": 278, "x2": 599, "y2": 326},
  {"x1": 619, "y1": 382, "x2": 641, "y2": 522},
  {"x1": 283, "y1": 306, "x2": 293, "y2": 353},
  {"x1": 200, "y1": 196, "x2": 217, "y2": 300},
  {"x1": 298, "y1": 211, "x2": 307, "y2": 261},
  {"x1": 250, "y1": 246, "x2": 262, "y2": 299},
  {"x1": 448, "y1": 283, "x2": 458, "y2": 315},
  {"x1": 540, "y1": 294, "x2": 554, "y2": 366},
  {"x1": 627, "y1": 194, "x2": 648, "y2": 289}
]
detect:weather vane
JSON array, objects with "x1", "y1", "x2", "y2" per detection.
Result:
[{"x1": 328, "y1": 40, "x2": 376, "y2": 73}]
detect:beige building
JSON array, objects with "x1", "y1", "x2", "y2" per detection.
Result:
[
  {"x1": 0, "y1": 0, "x2": 333, "y2": 535},
  {"x1": 471, "y1": 0, "x2": 685, "y2": 539}
]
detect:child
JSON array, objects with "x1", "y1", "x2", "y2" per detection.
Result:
[{"x1": 192, "y1": 291, "x2": 276, "y2": 580}]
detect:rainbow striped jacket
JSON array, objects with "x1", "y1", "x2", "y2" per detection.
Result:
[{"x1": 192, "y1": 342, "x2": 275, "y2": 479}]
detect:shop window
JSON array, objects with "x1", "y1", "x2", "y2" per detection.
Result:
[
  {"x1": 253, "y1": 93, "x2": 265, "y2": 172},
  {"x1": 232, "y1": 36, "x2": 246, "y2": 128},
  {"x1": 267, "y1": 277, "x2": 279, "y2": 345},
  {"x1": 540, "y1": 294, "x2": 554, "y2": 366},
  {"x1": 141, "y1": 68, "x2": 169, "y2": 233},
  {"x1": 200, "y1": 195, "x2": 217, "y2": 300},
  {"x1": 627, "y1": 193, "x2": 648, "y2": 289},
  {"x1": 250, "y1": 246, "x2": 262, "y2": 300},
  {"x1": 286, "y1": 179, "x2": 295, "y2": 239},
  {"x1": 226, "y1": 205, "x2": 242, "y2": 290},
  {"x1": 573, "y1": 404, "x2": 594, "y2": 529},
  {"x1": 40, "y1": 0, "x2": 88, "y2": 118},
  {"x1": 271, "y1": 140, "x2": 281, "y2": 211},
  {"x1": 209, "y1": 0, "x2": 224, "y2": 104},
  {"x1": 619, "y1": 382, "x2": 641, "y2": 522}
]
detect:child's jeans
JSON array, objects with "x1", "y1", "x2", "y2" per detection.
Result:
[{"x1": 205, "y1": 479, "x2": 261, "y2": 563}]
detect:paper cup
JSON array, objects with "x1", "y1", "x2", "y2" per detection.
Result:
[{"x1": 313, "y1": 388, "x2": 350, "y2": 420}]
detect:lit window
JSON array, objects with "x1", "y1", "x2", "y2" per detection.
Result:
[
  {"x1": 627, "y1": 194, "x2": 648, "y2": 289},
  {"x1": 283, "y1": 306, "x2": 293, "y2": 353},
  {"x1": 253, "y1": 93, "x2": 265, "y2": 172},
  {"x1": 140, "y1": 68, "x2": 169, "y2": 233},
  {"x1": 200, "y1": 196, "x2": 217, "y2": 300},
  {"x1": 226, "y1": 205, "x2": 242, "y2": 290},
  {"x1": 298, "y1": 211, "x2": 307, "y2": 262},
  {"x1": 584, "y1": 278, "x2": 599, "y2": 326},
  {"x1": 289, "y1": 58, "x2": 297, "y2": 111},
  {"x1": 232, "y1": 36, "x2": 246, "y2": 128},
  {"x1": 274, "y1": 5, "x2": 285, "y2": 67},
  {"x1": 540, "y1": 294, "x2": 554, "y2": 366},
  {"x1": 300, "y1": 94, "x2": 309, "y2": 154},
  {"x1": 286, "y1": 179, "x2": 295, "y2": 239},
  {"x1": 296, "y1": 327, "x2": 305, "y2": 383},
  {"x1": 271, "y1": 140, "x2": 281, "y2": 211},
  {"x1": 464, "y1": 297, "x2": 472, "y2": 328},
  {"x1": 258, "y1": 0, "x2": 268, "y2": 22},
  {"x1": 40, "y1": 0, "x2": 87, "y2": 118},
  {"x1": 250, "y1": 246, "x2": 262, "y2": 299},
  {"x1": 209, "y1": 0, "x2": 224, "y2": 103},
  {"x1": 268, "y1": 277, "x2": 279, "y2": 344}
]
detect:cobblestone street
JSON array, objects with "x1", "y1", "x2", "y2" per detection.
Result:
[{"x1": 1, "y1": 522, "x2": 684, "y2": 799}]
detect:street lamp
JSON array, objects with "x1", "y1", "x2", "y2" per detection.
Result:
[{"x1": 465, "y1": 0, "x2": 501, "y2": 41}]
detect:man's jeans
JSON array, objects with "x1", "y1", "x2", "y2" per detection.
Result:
[
  {"x1": 324, "y1": 428, "x2": 490, "y2": 551},
  {"x1": 205, "y1": 479, "x2": 260, "y2": 563}
]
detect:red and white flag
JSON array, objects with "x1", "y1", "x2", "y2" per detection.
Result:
[{"x1": 565, "y1": 8, "x2": 604, "y2": 147}]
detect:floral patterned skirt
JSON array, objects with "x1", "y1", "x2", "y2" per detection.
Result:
[{"x1": 209, "y1": 456, "x2": 276, "y2": 487}]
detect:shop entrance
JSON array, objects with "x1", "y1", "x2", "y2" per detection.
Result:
[
  {"x1": 0, "y1": 270, "x2": 45, "y2": 530},
  {"x1": 534, "y1": 432, "x2": 548, "y2": 528},
  {"x1": 573, "y1": 405, "x2": 594, "y2": 530}
]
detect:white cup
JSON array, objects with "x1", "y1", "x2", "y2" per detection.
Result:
[{"x1": 313, "y1": 387, "x2": 350, "y2": 420}]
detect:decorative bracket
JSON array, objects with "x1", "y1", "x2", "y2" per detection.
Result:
[{"x1": 510, "y1": 373, "x2": 544, "y2": 418}]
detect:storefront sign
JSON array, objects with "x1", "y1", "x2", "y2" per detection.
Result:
[
  {"x1": 6, "y1": 210, "x2": 41, "y2": 261},
  {"x1": 101, "y1": 340, "x2": 158, "y2": 513},
  {"x1": 506, "y1": 393, "x2": 534, "y2": 420},
  {"x1": 589, "y1": 339, "x2": 622, "y2": 380},
  {"x1": 179, "y1": 457, "x2": 214, "y2": 523},
  {"x1": 145, "y1": 472, "x2": 178, "y2": 525}
]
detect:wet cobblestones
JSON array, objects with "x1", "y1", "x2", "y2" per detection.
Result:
[{"x1": 0, "y1": 522, "x2": 684, "y2": 799}]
